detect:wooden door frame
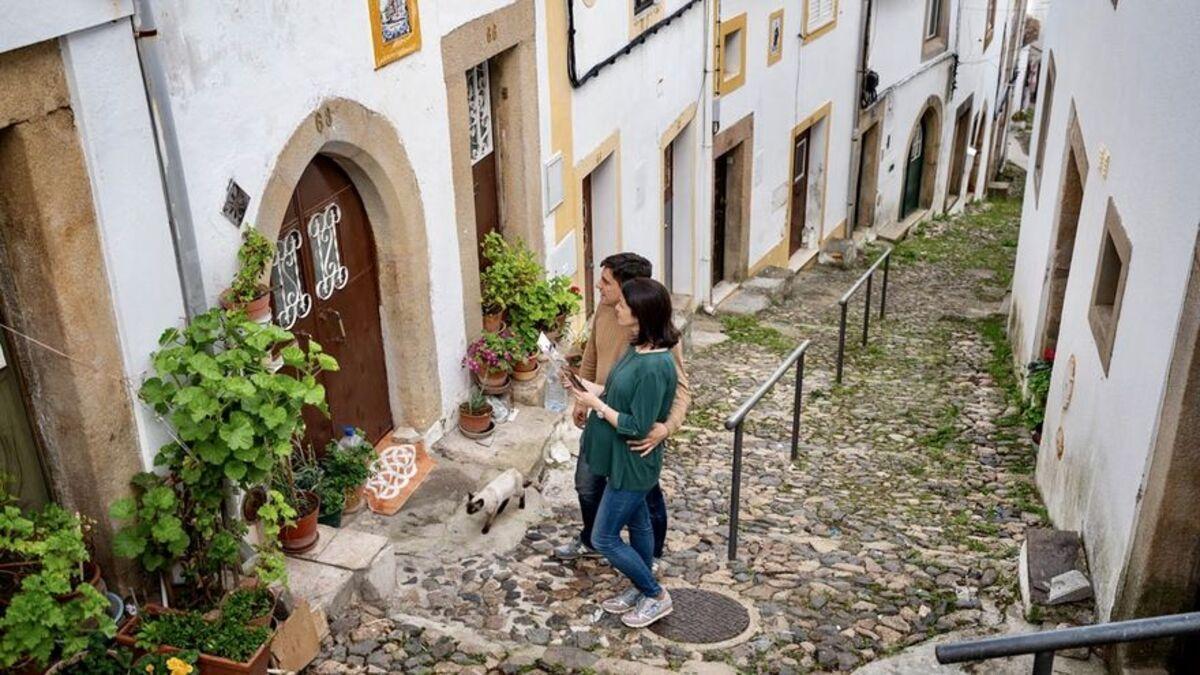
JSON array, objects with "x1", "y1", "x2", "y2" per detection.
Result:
[
  {"x1": 712, "y1": 113, "x2": 754, "y2": 287},
  {"x1": 785, "y1": 101, "x2": 832, "y2": 258},
  {"x1": 574, "y1": 130, "x2": 623, "y2": 314},
  {"x1": 946, "y1": 95, "x2": 974, "y2": 209},
  {"x1": 256, "y1": 98, "x2": 442, "y2": 432},
  {"x1": 899, "y1": 95, "x2": 944, "y2": 221},
  {"x1": 442, "y1": 0, "x2": 543, "y2": 339}
]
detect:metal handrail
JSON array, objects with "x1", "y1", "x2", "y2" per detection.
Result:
[
  {"x1": 936, "y1": 611, "x2": 1200, "y2": 674},
  {"x1": 722, "y1": 339, "x2": 811, "y2": 561},
  {"x1": 836, "y1": 247, "x2": 892, "y2": 383}
]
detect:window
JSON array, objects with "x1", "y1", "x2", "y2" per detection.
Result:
[
  {"x1": 716, "y1": 13, "x2": 747, "y2": 95},
  {"x1": 1034, "y1": 52, "x2": 1056, "y2": 199},
  {"x1": 926, "y1": 0, "x2": 942, "y2": 39},
  {"x1": 634, "y1": 0, "x2": 655, "y2": 14},
  {"x1": 984, "y1": 0, "x2": 997, "y2": 49},
  {"x1": 1088, "y1": 198, "x2": 1131, "y2": 374},
  {"x1": 804, "y1": 0, "x2": 837, "y2": 41},
  {"x1": 922, "y1": 0, "x2": 948, "y2": 59}
]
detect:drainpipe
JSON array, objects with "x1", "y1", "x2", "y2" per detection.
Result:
[
  {"x1": 844, "y1": 0, "x2": 873, "y2": 237},
  {"x1": 130, "y1": 0, "x2": 207, "y2": 319}
]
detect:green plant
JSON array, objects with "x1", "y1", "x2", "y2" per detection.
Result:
[
  {"x1": 227, "y1": 227, "x2": 275, "y2": 303},
  {"x1": 0, "y1": 494, "x2": 115, "y2": 669},
  {"x1": 221, "y1": 587, "x2": 274, "y2": 625},
  {"x1": 136, "y1": 611, "x2": 269, "y2": 664},
  {"x1": 1023, "y1": 359, "x2": 1053, "y2": 429},
  {"x1": 57, "y1": 638, "x2": 199, "y2": 675},
  {"x1": 291, "y1": 458, "x2": 344, "y2": 516},
  {"x1": 320, "y1": 434, "x2": 373, "y2": 495},
  {"x1": 461, "y1": 330, "x2": 521, "y2": 376},
  {"x1": 460, "y1": 386, "x2": 491, "y2": 416},
  {"x1": 479, "y1": 232, "x2": 541, "y2": 315},
  {"x1": 113, "y1": 309, "x2": 337, "y2": 605}
]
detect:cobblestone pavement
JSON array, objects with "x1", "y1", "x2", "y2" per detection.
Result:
[{"x1": 310, "y1": 197, "x2": 1064, "y2": 674}]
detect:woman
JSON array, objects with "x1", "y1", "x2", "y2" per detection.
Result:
[{"x1": 566, "y1": 277, "x2": 678, "y2": 628}]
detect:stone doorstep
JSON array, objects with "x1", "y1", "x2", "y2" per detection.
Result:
[
  {"x1": 286, "y1": 525, "x2": 397, "y2": 616},
  {"x1": 714, "y1": 288, "x2": 772, "y2": 317}
]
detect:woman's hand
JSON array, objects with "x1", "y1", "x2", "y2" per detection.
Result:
[
  {"x1": 559, "y1": 370, "x2": 603, "y2": 396},
  {"x1": 566, "y1": 380, "x2": 604, "y2": 413}
]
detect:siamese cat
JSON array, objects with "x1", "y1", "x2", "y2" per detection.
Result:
[{"x1": 466, "y1": 468, "x2": 531, "y2": 534}]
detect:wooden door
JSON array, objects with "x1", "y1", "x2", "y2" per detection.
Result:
[
  {"x1": 582, "y1": 173, "x2": 595, "y2": 317},
  {"x1": 0, "y1": 327, "x2": 50, "y2": 511},
  {"x1": 902, "y1": 121, "x2": 925, "y2": 219},
  {"x1": 712, "y1": 152, "x2": 730, "y2": 287},
  {"x1": 789, "y1": 130, "x2": 811, "y2": 255},
  {"x1": 468, "y1": 61, "x2": 500, "y2": 269},
  {"x1": 271, "y1": 156, "x2": 392, "y2": 451},
  {"x1": 663, "y1": 141, "x2": 675, "y2": 293},
  {"x1": 949, "y1": 105, "x2": 972, "y2": 200}
]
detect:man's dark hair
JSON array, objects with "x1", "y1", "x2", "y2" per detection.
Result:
[
  {"x1": 621, "y1": 278, "x2": 679, "y2": 349},
  {"x1": 600, "y1": 252, "x2": 652, "y2": 284}
]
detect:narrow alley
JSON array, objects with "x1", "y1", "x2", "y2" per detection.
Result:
[{"x1": 308, "y1": 190, "x2": 1099, "y2": 674}]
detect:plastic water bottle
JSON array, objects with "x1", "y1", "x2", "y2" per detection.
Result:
[
  {"x1": 337, "y1": 426, "x2": 365, "y2": 452},
  {"x1": 544, "y1": 359, "x2": 568, "y2": 413}
]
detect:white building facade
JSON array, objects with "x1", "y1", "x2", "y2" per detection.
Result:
[{"x1": 1007, "y1": 0, "x2": 1200, "y2": 666}]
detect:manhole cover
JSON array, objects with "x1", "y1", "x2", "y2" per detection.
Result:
[{"x1": 649, "y1": 588, "x2": 750, "y2": 644}]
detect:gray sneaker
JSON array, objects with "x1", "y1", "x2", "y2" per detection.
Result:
[
  {"x1": 553, "y1": 538, "x2": 602, "y2": 560},
  {"x1": 621, "y1": 590, "x2": 673, "y2": 628},
  {"x1": 602, "y1": 587, "x2": 642, "y2": 614},
  {"x1": 652, "y1": 558, "x2": 666, "y2": 574}
]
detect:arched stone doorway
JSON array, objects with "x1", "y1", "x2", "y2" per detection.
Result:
[
  {"x1": 271, "y1": 156, "x2": 392, "y2": 450},
  {"x1": 255, "y1": 99, "x2": 442, "y2": 435},
  {"x1": 900, "y1": 97, "x2": 943, "y2": 220}
]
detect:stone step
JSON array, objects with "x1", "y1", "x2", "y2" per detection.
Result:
[
  {"x1": 714, "y1": 288, "x2": 772, "y2": 316},
  {"x1": 285, "y1": 525, "x2": 395, "y2": 616}
]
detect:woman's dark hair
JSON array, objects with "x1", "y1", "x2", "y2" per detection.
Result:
[
  {"x1": 601, "y1": 252, "x2": 652, "y2": 284},
  {"x1": 620, "y1": 278, "x2": 679, "y2": 349}
]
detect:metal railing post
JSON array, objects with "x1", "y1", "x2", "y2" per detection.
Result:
[
  {"x1": 790, "y1": 352, "x2": 804, "y2": 462},
  {"x1": 728, "y1": 423, "x2": 744, "y2": 561},
  {"x1": 862, "y1": 272, "x2": 873, "y2": 347},
  {"x1": 1032, "y1": 651, "x2": 1054, "y2": 675},
  {"x1": 880, "y1": 251, "x2": 891, "y2": 320},
  {"x1": 836, "y1": 302, "x2": 848, "y2": 384}
]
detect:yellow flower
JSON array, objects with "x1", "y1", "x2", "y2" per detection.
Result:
[
  {"x1": 166, "y1": 657, "x2": 194, "y2": 675},
  {"x1": 145, "y1": 666, "x2": 154, "y2": 673}
]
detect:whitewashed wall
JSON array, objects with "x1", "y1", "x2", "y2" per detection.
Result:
[
  {"x1": 556, "y1": 0, "x2": 708, "y2": 299},
  {"x1": 145, "y1": 0, "x2": 510, "y2": 423},
  {"x1": 1009, "y1": 0, "x2": 1200, "y2": 619}
]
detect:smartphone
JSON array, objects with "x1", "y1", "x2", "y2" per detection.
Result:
[{"x1": 565, "y1": 369, "x2": 586, "y2": 391}]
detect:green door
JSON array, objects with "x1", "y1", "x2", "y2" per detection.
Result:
[
  {"x1": 0, "y1": 329, "x2": 50, "y2": 510},
  {"x1": 902, "y1": 120, "x2": 926, "y2": 219}
]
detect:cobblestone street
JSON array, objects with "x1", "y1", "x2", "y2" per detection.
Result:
[{"x1": 310, "y1": 197, "x2": 1065, "y2": 674}]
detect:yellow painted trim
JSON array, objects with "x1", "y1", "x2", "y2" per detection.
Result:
[
  {"x1": 748, "y1": 239, "x2": 789, "y2": 276},
  {"x1": 801, "y1": 0, "x2": 838, "y2": 44},
  {"x1": 546, "y1": 0, "x2": 578, "y2": 245},
  {"x1": 574, "y1": 129, "x2": 624, "y2": 257},
  {"x1": 657, "y1": 103, "x2": 698, "y2": 289},
  {"x1": 629, "y1": 0, "x2": 666, "y2": 39},
  {"x1": 369, "y1": 0, "x2": 422, "y2": 69},
  {"x1": 767, "y1": 9, "x2": 784, "y2": 66},
  {"x1": 715, "y1": 12, "x2": 748, "y2": 96},
  {"x1": 822, "y1": 218, "x2": 848, "y2": 243},
  {"x1": 784, "y1": 100, "x2": 834, "y2": 255}
]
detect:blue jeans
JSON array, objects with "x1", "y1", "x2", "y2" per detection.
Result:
[
  {"x1": 576, "y1": 452, "x2": 667, "y2": 557},
  {"x1": 592, "y1": 485, "x2": 662, "y2": 597}
]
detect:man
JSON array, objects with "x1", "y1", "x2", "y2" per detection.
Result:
[{"x1": 554, "y1": 253, "x2": 691, "y2": 566}]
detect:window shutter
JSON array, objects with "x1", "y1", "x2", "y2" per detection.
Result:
[{"x1": 807, "y1": 0, "x2": 835, "y2": 33}]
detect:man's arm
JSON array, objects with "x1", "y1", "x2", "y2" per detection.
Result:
[
  {"x1": 662, "y1": 343, "x2": 691, "y2": 435},
  {"x1": 578, "y1": 314, "x2": 598, "y2": 382}
]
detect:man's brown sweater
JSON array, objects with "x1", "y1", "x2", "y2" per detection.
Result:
[{"x1": 578, "y1": 303, "x2": 691, "y2": 434}]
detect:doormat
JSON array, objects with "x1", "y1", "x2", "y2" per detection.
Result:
[{"x1": 364, "y1": 440, "x2": 435, "y2": 516}]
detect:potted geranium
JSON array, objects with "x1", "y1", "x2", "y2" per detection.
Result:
[
  {"x1": 117, "y1": 604, "x2": 272, "y2": 675},
  {"x1": 0, "y1": 492, "x2": 116, "y2": 673},
  {"x1": 219, "y1": 226, "x2": 275, "y2": 323},
  {"x1": 546, "y1": 276, "x2": 583, "y2": 341},
  {"x1": 462, "y1": 330, "x2": 520, "y2": 390},
  {"x1": 458, "y1": 386, "x2": 494, "y2": 437},
  {"x1": 479, "y1": 232, "x2": 540, "y2": 332}
]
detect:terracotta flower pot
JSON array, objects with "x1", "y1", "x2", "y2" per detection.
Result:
[
  {"x1": 512, "y1": 356, "x2": 540, "y2": 382},
  {"x1": 279, "y1": 490, "x2": 320, "y2": 554},
  {"x1": 220, "y1": 286, "x2": 272, "y2": 323},
  {"x1": 116, "y1": 605, "x2": 273, "y2": 675},
  {"x1": 478, "y1": 368, "x2": 509, "y2": 389},
  {"x1": 458, "y1": 403, "x2": 494, "y2": 434},
  {"x1": 482, "y1": 312, "x2": 505, "y2": 333},
  {"x1": 58, "y1": 560, "x2": 105, "y2": 602}
]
